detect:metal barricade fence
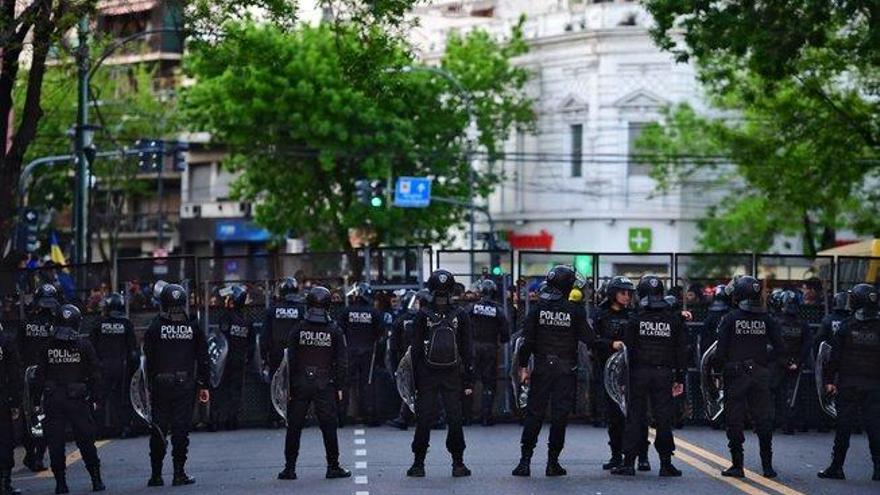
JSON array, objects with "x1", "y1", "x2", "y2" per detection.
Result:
[{"x1": 836, "y1": 256, "x2": 880, "y2": 292}]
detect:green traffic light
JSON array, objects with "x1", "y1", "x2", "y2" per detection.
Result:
[
  {"x1": 371, "y1": 196, "x2": 383, "y2": 207},
  {"x1": 491, "y1": 266, "x2": 503, "y2": 276}
]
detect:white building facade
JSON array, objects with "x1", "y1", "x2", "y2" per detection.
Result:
[{"x1": 408, "y1": 0, "x2": 720, "y2": 258}]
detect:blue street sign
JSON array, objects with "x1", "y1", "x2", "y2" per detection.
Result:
[{"x1": 394, "y1": 177, "x2": 432, "y2": 208}]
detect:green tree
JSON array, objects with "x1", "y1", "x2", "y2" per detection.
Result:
[
  {"x1": 639, "y1": 1, "x2": 879, "y2": 254},
  {"x1": 0, "y1": 0, "x2": 298, "y2": 254},
  {"x1": 182, "y1": 21, "x2": 534, "y2": 251}
]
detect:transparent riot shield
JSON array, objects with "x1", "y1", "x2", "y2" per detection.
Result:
[
  {"x1": 509, "y1": 336, "x2": 533, "y2": 411},
  {"x1": 130, "y1": 353, "x2": 162, "y2": 436},
  {"x1": 207, "y1": 330, "x2": 230, "y2": 389},
  {"x1": 604, "y1": 344, "x2": 629, "y2": 417},
  {"x1": 271, "y1": 349, "x2": 290, "y2": 423},
  {"x1": 815, "y1": 341, "x2": 836, "y2": 418},
  {"x1": 395, "y1": 347, "x2": 416, "y2": 413},
  {"x1": 700, "y1": 341, "x2": 724, "y2": 421},
  {"x1": 22, "y1": 366, "x2": 44, "y2": 438}
]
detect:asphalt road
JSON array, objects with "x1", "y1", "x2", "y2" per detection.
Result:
[{"x1": 10, "y1": 423, "x2": 877, "y2": 495}]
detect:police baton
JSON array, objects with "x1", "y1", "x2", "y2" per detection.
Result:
[{"x1": 367, "y1": 341, "x2": 378, "y2": 385}]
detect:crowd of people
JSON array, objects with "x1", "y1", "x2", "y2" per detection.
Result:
[{"x1": 0, "y1": 263, "x2": 876, "y2": 494}]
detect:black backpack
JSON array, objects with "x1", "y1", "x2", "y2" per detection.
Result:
[{"x1": 423, "y1": 310, "x2": 460, "y2": 369}]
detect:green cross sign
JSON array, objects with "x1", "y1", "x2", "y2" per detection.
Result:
[{"x1": 628, "y1": 228, "x2": 652, "y2": 253}]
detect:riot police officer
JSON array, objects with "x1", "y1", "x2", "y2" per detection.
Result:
[
  {"x1": 611, "y1": 276, "x2": 688, "y2": 477},
  {"x1": 0, "y1": 324, "x2": 23, "y2": 495},
  {"x1": 407, "y1": 270, "x2": 474, "y2": 478},
  {"x1": 714, "y1": 276, "x2": 786, "y2": 479},
  {"x1": 337, "y1": 283, "x2": 383, "y2": 426},
  {"x1": 770, "y1": 290, "x2": 811, "y2": 434},
  {"x1": 816, "y1": 291, "x2": 850, "y2": 349},
  {"x1": 385, "y1": 290, "x2": 425, "y2": 430},
  {"x1": 262, "y1": 277, "x2": 304, "y2": 427},
  {"x1": 817, "y1": 283, "x2": 880, "y2": 481},
  {"x1": 143, "y1": 284, "x2": 210, "y2": 487},
  {"x1": 512, "y1": 266, "x2": 592, "y2": 478},
  {"x1": 277, "y1": 286, "x2": 351, "y2": 481},
  {"x1": 18, "y1": 283, "x2": 58, "y2": 472},
  {"x1": 35, "y1": 304, "x2": 104, "y2": 494},
  {"x1": 700, "y1": 284, "x2": 732, "y2": 360},
  {"x1": 591, "y1": 276, "x2": 649, "y2": 471},
  {"x1": 212, "y1": 285, "x2": 254, "y2": 431},
  {"x1": 91, "y1": 293, "x2": 138, "y2": 438},
  {"x1": 464, "y1": 279, "x2": 509, "y2": 426}
]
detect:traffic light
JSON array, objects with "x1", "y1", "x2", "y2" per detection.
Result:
[
  {"x1": 491, "y1": 265, "x2": 503, "y2": 276},
  {"x1": 135, "y1": 139, "x2": 164, "y2": 172},
  {"x1": 355, "y1": 179, "x2": 371, "y2": 205},
  {"x1": 369, "y1": 180, "x2": 385, "y2": 208},
  {"x1": 172, "y1": 141, "x2": 189, "y2": 171}
]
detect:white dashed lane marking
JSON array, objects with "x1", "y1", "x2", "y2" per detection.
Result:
[
  {"x1": 356, "y1": 461, "x2": 367, "y2": 469},
  {"x1": 355, "y1": 438, "x2": 366, "y2": 445},
  {"x1": 353, "y1": 429, "x2": 368, "y2": 494},
  {"x1": 355, "y1": 475, "x2": 368, "y2": 484},
  {"x1": 355, "y1": 449, "x2": 367, "y2": 456}
]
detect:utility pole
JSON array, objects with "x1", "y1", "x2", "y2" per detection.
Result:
[{"x1": 74, "y1": 15, "x2": 91, "y2": 265}]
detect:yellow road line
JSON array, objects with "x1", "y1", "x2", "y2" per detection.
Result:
[
  {"x1": 674, "y1": 449, "x2": 772, "y2": 495},
  {"x1": 24, "y1": 440, "x2": 112, "y2": 480},
  {"x1": 672, "y1": 435, "x2": 806, "y2": 495}
]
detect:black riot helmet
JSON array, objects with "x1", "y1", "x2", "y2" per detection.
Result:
[
  {"x1": 55, "y1": 304, "x2": 82, "y2": 339},
  {"x1": 541, "y1": 265, "x2": 576, "y2": 301},
  {"x1": 732, "y1": 276, "x2": 764, "y2": 313},
  {"x1": 636, "y1": 275, "x2": 668, "y2": 309},
  {"x1": 415, "y1": 288, "x2": 431, "y2": 306},
  {"x1": 426, "y1": 269, "x2": 455, "y2": 306},
  {"x1": 709, "y1": 284, "x2": 731, "y2": 311},
  {"x1": 278, "y1": 277, "x2": 299, "y2": 302},
  {"x1": 305, "y1": 286, "x2": 332, "y2": 323},
  {"x1": 34, "y1": 283, "x2": 60, "y2": 310},
  {"x1": 231, "y1": 285, "x2": 248, "y2": 309},
  {"x1": 160, "y1": 283, "x2": 187, "y2": 316},
  {"x1": 104, "y1": 293, "x2": 126, "y2": 318},
  {"x1": 479, "y1": 279, "x2": 497, "y2": 299},
  {"x1": 832, "y1": 291, "x2": 849, "y2": 312},
  {"x1": 768, "y1": 288, "x2": 785, "y2": 313},
  {"x1": 354, "y1": 282, "x2": 373, "y2": 303},
  {"x1": 848, "y1": 283, "x2": 879, "y2": 320},
  {"x1": 780, "y1": 289, "x2": 801, "y2": 316},
  {"x1": 607, "y1": 276, "x2": 635, "y2": 302}
]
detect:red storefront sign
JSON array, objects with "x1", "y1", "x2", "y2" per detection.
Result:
[{"x1": 506, "y1": 229, "x2": 554, "y2": 251}]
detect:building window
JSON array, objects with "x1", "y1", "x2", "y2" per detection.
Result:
[
  {"x1": 570, "y1": 124, "x2": 583, "y2": 177},
  {"x1": 628, "y1": 122, "x2": 651, "y2": 176},
  {"x1": 189, "y1": 163, "x2": 212, "y2": 201}
]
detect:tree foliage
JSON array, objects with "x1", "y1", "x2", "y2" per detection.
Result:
[
  {"x1": 182, "y1": 20, "x2": 534, "y2": 250},
  {"x1": 640, "y1": 0, "x2": 879, "y2": 254}
]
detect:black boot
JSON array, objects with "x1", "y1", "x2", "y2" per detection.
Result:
[
  {"x1": 407, "y1": 452, "x2": 426, "y2": 477},
  {"x1": 638, "y1": 451, "x2": 652, "y2": 472},
  {"x1": 722, "y1": 451, "x2": 745, "y2": 478},
  {"x1": 172, "y1": 463, "x2": 195, "y2": 486},
  {"x1": 658, "y1": 455, "x2": 682, "y2": 477},
  {"x1": 759, "y1": 437, "x2": 777, "y2": 478},
  {"x1": 546, "y1": 450, "x2": 567, "y2": 477},
  {"x1": 0, "y1": 469, "x2": 20, "y2": 495},
  {"x1": 872, "y1": 458, "x2": 880, "y2": 481},
  {"x1": 512, "y1": 447, "x2": 532, "y2": 477},
  {"x1": 817, "y1": 465, "x2": 845, "y2": 480},
  {"x1": 452, "y1": 453, "x2": 471, "y2": 477},
  {"x1": 147, "y1": 460, "x2": 164, "y2": 487},
  {"x1": 602, "y1": 451, "x2": 622, "y2": 471},
  {"x1": 53, "y1": 471, "x2": 69, "y2": 495},
  {"x1": 611, "y1": 455, "x2": 635, "y2": 476},
  {"x1": 385, "y1": 416, "x2": 407, "y2": 430},
  {"x1": 24, "y1": 452, "x2": 46, "y2": 473},
  {"x1": 326, "y1": 461, "x2": 351, "y2": 479},
  {"x1": 88, "y1": 465, "x2": 106, "y2": 492},
  {"x1": 277, "y1": 465, "x2": 297, "y2": 480}
]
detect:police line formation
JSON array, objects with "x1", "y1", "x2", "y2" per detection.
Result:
[{"x1": 1, "y1": 266, "x2": 878, "y2": 495}]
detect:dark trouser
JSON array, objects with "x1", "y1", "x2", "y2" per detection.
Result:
[
  {"x1": 267, "y1": 358, "x2": 283, "y2": 424},
  {"x1": 591, "y1": 360, "x2": 606, "y2": 423},
  {"x1": 97, "y1": 359, "x2": 132, "y2": 434},
  {"x1": 519, "y1": 367, "x2": 576, "y2": 455},
  {"x1": 769, "y1": 363, "x2": 800, "y2": 430},
  {"x1": 624, "y1": 367, "x2": 675, "y2": 458},
  {"x1": 830, "y1": 385, "x2": 880, "y2": 465},
  {"x1": 44, "y1": 386, "x2": 100, "y2": 474},
  {"x1": 22, "y1": 378, "x2": 47, "y2": 463},
  {"x1": 605, "y1": 387, "x2": 647, "y2": 457},
  {"x1": 212, "y1": 362, "x2": 245, "y2": 425},
  {"x1": 150, "y1": 378, "x2": 196, "y2": 468},
  {"x1": 0, "y1": 404, "x2": 14, "y2": 470},
  {"x1": 724, "y1": 364, "x2": 773, "y2": 456},
  {"x1": 285, "y1": 377, "x2": 340, "y2": 467},
  {"x1": 343, "y1": 350, "x2": 376, "y2": 423},
  {"x1": 463, "y1": 342, "x2": 498, "y2": 422},
  {"x1": 412, "y1": 367, "x2": 465, "y2": 457}
]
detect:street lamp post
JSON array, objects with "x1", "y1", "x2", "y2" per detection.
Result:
[{"x1": 398, "y1": 65, "x2": 480, "y2": 276}]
